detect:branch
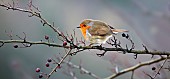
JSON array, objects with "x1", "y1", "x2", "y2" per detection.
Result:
[
  {"x1": 0, "y1": 3, "x2": 74, "y2": 46},
  {"x1": 80, "y1": 46, "x2": 170, "y2": 56},
  {"x1": 1, "y1": 40, "x2": 170, "y2": 56},
  {"x1": 0, "y1": 40, "x2": 69, "y2": 48},
  {"x1": 105, "y1": 56, "x2": 170, "y2": 79}
]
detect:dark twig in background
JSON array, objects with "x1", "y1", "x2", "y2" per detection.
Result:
[{"x1": 153, "y1": 56, "x2": 168, "y2": 79}]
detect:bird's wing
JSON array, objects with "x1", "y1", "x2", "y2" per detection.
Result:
[
  {"x1": 88, "y1": 24, "x2": 111, "y2": 36},
  {"x1": 96, "y1": 27, "x2": 110, "y2": 36}
]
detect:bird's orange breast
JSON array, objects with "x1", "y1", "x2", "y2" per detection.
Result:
[
  {"x1": 80, "y1": 28, "x2": 87, "y2": 39},
  {"x1": 79, "y1": 24, "x2": 91, "y2": 40}
]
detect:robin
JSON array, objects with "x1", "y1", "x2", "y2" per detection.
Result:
[{"x1": 77, "y1": 19, "x2": 128, "y2": 44}]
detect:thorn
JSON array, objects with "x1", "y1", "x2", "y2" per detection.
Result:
[
  {"x1": 142, "y1": 44, "x2": 149, "y2": 53},
  {"x1": 0, "y1": 42, "x2": 4, "y2": 47},
  {"x1": 96, "y1": 51, "x2": 106, "y2": 57},
  {"x1": 134, "y1": 54, "x2": 138, "y2": 59}
]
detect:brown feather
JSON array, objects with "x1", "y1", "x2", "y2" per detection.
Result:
[{"x1": 88, "y1": 21, "x2": 112, "y2": 36}]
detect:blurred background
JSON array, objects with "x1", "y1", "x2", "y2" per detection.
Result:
[{"x1": 0, "y1": 0, "x2": 170, "y2": 79}]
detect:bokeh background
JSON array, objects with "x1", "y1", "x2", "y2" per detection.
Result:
[{"x1": 0, "y1": 0, "x2": 170, "y2": 79}]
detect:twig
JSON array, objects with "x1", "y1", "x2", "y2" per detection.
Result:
[
  {"x1": 143, "y1": 71, "x2": 154, "y2": 79},
  {"x1": 131, "y1": 71, "x2": 134, "y2": 79},
  {"x1": 46, "y1": 49, "x2": 72, "y2": 79},
  {"x1": 153, "y1": 56, "x2": 168, "y2": 79}
]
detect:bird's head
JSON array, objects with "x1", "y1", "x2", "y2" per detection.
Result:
[{"x1": 77, "y1": 19, "x2": 93, "y2": 39}]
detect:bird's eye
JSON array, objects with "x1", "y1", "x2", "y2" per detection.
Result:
[
  {"x1": 83, "y1": 24, "x2": 86, "y2": 27},
  {"x1": 80, "y1": 24, "x2": 86, "y2": 27}
]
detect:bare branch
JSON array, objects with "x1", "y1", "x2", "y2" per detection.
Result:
[
  {"x1": 1, "y1": 40, "x2": 170, "y2": 56},
  {"x1": 80, "y1": 46, "x2": 170, "y2": 56},
  {"x1": 0, "y1": 40, "x2": 68, "y2": 48},
  {"x1": 105, "y1": 56, "x2": 170, "y2": 79}
]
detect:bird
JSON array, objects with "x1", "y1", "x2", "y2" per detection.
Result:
[{"x1": 77, "y1": 19, "x2": 128, "y2": 44}]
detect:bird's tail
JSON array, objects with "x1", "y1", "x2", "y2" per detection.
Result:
[{"x1": 112, "y1": 29, "x2": 129, "y2": 34}]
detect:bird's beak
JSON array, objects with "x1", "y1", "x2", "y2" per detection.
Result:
[{"x1": 77, "y1": 26, "x2": 81, "y2": 28}]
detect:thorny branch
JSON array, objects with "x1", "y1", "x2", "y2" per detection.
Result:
[
  {"x1": 1, "y1": 40, "x2": 170, "y2": 56},
  {"x1": 1, "y1": 1, "x2": 170, "y2": 79}
]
